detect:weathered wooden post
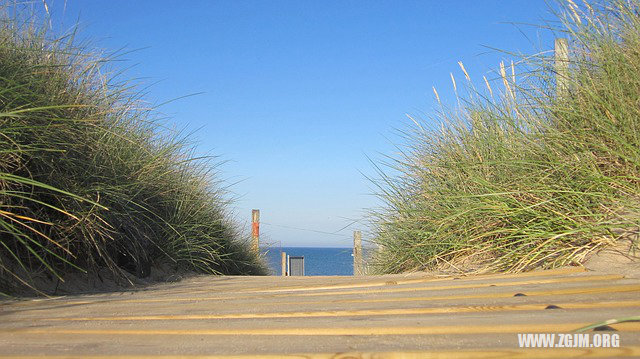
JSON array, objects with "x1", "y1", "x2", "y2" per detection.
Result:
[
  {"x1": 251, "y1": 209, "x2": 260, "y2": 254},
  {"x1": 353, "y1": 230, "x2": 362, "y2": 276},
  {"x1": 555, "y1": 38, "x2": 569, "y2": 99},
  {"x1": 281, "y1": 251, "x2": 287, "y2": 276}
]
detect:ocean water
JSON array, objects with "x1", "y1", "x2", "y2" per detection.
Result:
[{"x1": 263, "y1": 247, "x2": 353, "y2": 276}]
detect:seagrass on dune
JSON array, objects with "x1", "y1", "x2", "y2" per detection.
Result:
[
  {"x1": 369, "y1": 0, "x2": 640, "y2": 274},
  {"x1": 0, "y1": 4, "x2": 266, "y2": 296}
]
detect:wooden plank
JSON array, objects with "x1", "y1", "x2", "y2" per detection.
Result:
[
  {"x1": 238, "y1": 266, "x2": 587, "y2": 294},
  {"x1": 323, "y1": 283, "x2": 640, "y2": 305},
  {"x1": 8, "y1": 291, "x2": 640, "y2": 325},
  {"x1": 3, "y1": 322, "x2": 639, "y2": 336},
  {"x1": 269, "y1": 274, "x2": 624, "y2": 298},
  {"x1": 231, "y1": 284, "x2": 640, "y2": 308},
  {"x1": 2, "y1": 347, "x2": 640, "y2": 359},
  {"x1": 35, "y1": 299, "x2": 640, "y2": 322},
  {"x1": 9, "y1": 282, "x2": 637, "y2": 310},
  {"x1": 0, "y1": 267, "x2": 589, "y2": 307},
  {"x1": 99, "y1": 273, "x2": 627, "y2": 304}
]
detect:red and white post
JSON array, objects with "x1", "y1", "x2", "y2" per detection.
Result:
[{"x1": 251, "y1": 209, "x2": 260, "y2": 254}]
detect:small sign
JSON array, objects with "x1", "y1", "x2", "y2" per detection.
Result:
[{"x1": 289, "y1": 256, "x2": 305, "y2": 276}]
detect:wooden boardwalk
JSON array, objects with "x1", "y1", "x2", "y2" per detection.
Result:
[{"x1": 1, "y1": 266, "x2": 639, "y2": 357}]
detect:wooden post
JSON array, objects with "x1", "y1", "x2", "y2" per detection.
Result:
[
  {"x1": 353, "y1": 230, "x2": 362, "y2": 276},
  {"x1": 555, "y1": 38, "x2": 569, "y2": 99},
  {"x1": 251, "y1": 209, "x2": 260, "y2": 254},
  {"x1": 281, "y1": 251, "x2": 287, "y2": 276}
]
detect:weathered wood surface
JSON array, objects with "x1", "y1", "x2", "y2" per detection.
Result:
[{"x1": 1, "y1": 266, "x2": 639, "y2": 357}]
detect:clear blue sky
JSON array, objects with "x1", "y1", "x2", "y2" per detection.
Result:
[{"x1": 44, "y1": 1, "x2": 557, "y2": 248}]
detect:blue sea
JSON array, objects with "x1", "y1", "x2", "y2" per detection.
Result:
[{"x1": 263, "y1": 247, "x2": 353, "y2": 276}]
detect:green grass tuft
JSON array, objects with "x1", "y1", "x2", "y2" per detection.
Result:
[
  {"x1": 0, "y1": 4, "x2": 267, "y2": 295},
  {"x1": 369, "y1": 0, "x2": 640, "y2": 274}
]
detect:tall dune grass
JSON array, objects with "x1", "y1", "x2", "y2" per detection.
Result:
[
  {"x1": 369, "y1": 0, "x2": 640, "y2": 274},
  {"x1": 0, "y1": 5, "x2": 266, "y2": 295}
]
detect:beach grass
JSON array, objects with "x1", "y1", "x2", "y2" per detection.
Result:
[
  {"x1": 369, "y1": 0, "x2": 640, "y2": 274},
  {"x1": 0, "y1": 4, "x2": 266, "y2": 296}
]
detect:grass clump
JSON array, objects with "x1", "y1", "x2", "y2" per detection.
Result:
[
  {"x1": 369, "y1": 0, "x2": 640, "y2": 274},
  {"x1": 0, "y1": 5, "x2": 266, "y2": 296}
]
